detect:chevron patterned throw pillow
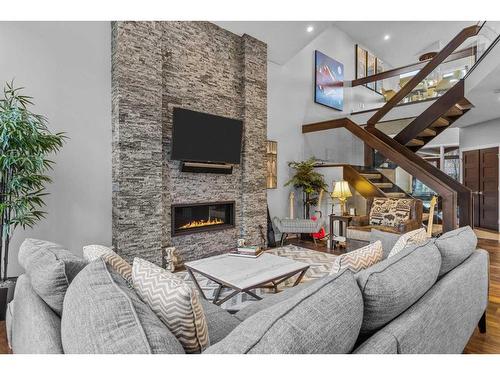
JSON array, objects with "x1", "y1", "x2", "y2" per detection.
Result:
[
  {"x1": 388, "y1": 228, "x2": 428, "y2": 258},
  {"x1": 132, "y1": 257, "x2": 210, "y2": 353},
  {"x1": 83, "y1": 244, "x2": 133, "y2": 286},
  {"x1": 330, "y1": 240, "x2": 383, "y2": 274}
]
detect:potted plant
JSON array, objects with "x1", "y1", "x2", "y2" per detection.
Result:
[
  {"x1": 285, "y1": 157, "x2": 327, "y2": 219},
  {"x1": 0, "y1": 81, "x2": 65, "y2": 320}
]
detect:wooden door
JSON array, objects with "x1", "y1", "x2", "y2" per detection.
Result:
[
  {"x1": 463, "y1": 149, "x2": 480, "y2": 228},
  {"x1": 479, "y1": 147, "x2": 499, "y2": 230},
  {"x1": 463, "y1": 147, "x2": 499, "y2": 230}
]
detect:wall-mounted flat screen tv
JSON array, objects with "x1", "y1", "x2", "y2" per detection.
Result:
[{"x1": 171, "y1": 108, "x2": 243, "y2": 164}]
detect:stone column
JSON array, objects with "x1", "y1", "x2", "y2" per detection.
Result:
[
  {"x1": 240, "y1": 34, "x2": 268, "y2": 247},
  {"x1": 112, "y1": 22, "x2": 164, "y2": 264}
]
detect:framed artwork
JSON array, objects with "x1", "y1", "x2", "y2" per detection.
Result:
[
  {"x1": 314, "y1": 50, "x2": 344, "y2": 111},
  {"x1": 355, "y1": 45, "x2": 367, "y2": 80},
  {"x1": 266, "y1": 141, "x2": 277, "y2": 189},
  {"x1": 375, "y1": 58, "x2": 384, "y2": 94},
  {"x1": 367, "y1": 52, "x2": 376, "y2": 91}
]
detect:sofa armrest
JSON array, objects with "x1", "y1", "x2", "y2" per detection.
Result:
[
  {"x1": 350, "y1": 215, "x2": 369, "y2": 227},
  {"x1": 398, "y1": 219, "x2": 421, "y2": 233}
]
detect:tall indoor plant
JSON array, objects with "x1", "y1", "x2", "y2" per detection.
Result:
[
  {"x1": 0, "y1": 81, "x2": 65, "y2": 317},
  {"x1": 285, "y1": 157, "x2": 327, "y2": 218}
]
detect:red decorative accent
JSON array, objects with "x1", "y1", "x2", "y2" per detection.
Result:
[{"x1": 311, "y1": 215, "x2": 326, "y2": 239}]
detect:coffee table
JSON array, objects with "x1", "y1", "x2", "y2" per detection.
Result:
[{"x1": 185, "y1": 253, "x2": 310, "y2": 306}]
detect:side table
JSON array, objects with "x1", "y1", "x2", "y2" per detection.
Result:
[{"x1": 329, "y1": 214, "x2": 353, "y2": 249}]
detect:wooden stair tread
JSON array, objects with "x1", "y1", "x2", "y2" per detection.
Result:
[
  {"x1": 407, "y1": 138, "x2": 425, "y2": 147},
  {"x1": 373, "y1": 182, "x2": 393, "y2": 188},
  {"x1": 385, "y1": 192, "x2": 407, "y2": 198},
  {"x1": 422, "y1": 213, "x2": 430, "y2": 222},
  {"x1": 418, "y1": 128, "x2": 437, "y2": 137},
  {"x1": 445, "y1": 105, "x2": 463, "y2": 117},
  {"x1": 431, "y1": 117, "x2": 450, "y2": 127},
  {"x1": 360, "y1": 173, "x2": 382, "y2": 180}
]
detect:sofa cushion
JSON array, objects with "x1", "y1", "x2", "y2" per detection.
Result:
[
  {"x1": 61, "y1": 259, "x2": 184, "y2": 354},
  {"x1": 132, "y1": 257, "x2": 210, "y2": 353},
  {"x1": 18, "y1": 238, "x2": 87, "y2": 315},
  {"x1": 369, "y1": 198, "x2": 413, "y2": 227},
  {"x1": 370, "y1": 229, "x2": 400, "y2": 259},
  {"x1": 434, "y1": 226, "x2": 477, "y2": 276},
  {"x1": 200, "y1": 299, "x2": 241, "y2": 344},
  {"x1": 355, "y1": 240, "x2": 441, "y2": 334},
  {"x1": 83, "y1": 244, "x2": 133, "y2": 285},
  {"x1": 205, "y1": 270, "x2": 363, "y2": 354},
  {"x1": 330, "y1": 241, "x2": 383, "y2": 274},
  {"x1": 388, "y1": 228, "x2": 427, "y2": 258},
  {"x1": 10, "y1": 274, "x2": 63, "y2": 354}
]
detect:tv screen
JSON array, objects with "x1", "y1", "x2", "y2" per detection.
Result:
[{"x1": 171, "y1": 108, "x2": 243, "y2": 164}]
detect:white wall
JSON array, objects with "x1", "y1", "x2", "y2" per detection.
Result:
[
  {"x1": 460, "y1": 119, "x2": 500, "y2": 150},
  {"x1": 267, "y1": 24, "x2": 382, "y2": 220},
  {"x1": 0, "y1": 22, "x2": 112, "y2": 277}
]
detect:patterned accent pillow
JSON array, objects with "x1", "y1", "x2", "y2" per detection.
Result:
[
  {"x1": 330, "y1": 241, "x2": 383, "y2": 274},
  {"x1": 369, "y1": 198, "x2": 412, "y2": 227},
  {"x1": 83, "y1": 245, "x2": 132, "y2": 285},
  {"x1": 132, "y1": 257, "x2": 210, "y2": 353},
  {"x1": 388, "y1": 228, "x2": 428, "y2": 258},
  {"x1": 82, "y1": 244, "x2": 114, "y2": 262}
]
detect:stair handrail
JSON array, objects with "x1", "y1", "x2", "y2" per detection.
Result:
[
  {"x1": 302, "y1": 117, "x2": 470, "y2": 231},
  {"x1": 366, "y1": 24, "x2": 482, "y2": 126}
]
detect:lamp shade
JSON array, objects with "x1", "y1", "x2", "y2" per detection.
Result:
[{"x1": 331, "y1": 180, "x2": 352, "y2": 199}]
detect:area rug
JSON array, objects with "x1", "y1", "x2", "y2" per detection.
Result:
[{"x1": 177, "y1": 245, "x2": 336, "y2": 311}]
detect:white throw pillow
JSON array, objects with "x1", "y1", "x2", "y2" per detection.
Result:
[
  {"x1": 388, "y1": 228, "x2": 428, "y2": 258},
  {"x1": 330, "y1": 240, "x2": 383, "y2": 274},
  {"x1": 132, "y1": 257, "x2": 210, "y2": 353},
  {"x1": 83, "y1": 244, "x2": 132, "y2": 285},
  {"x1": 82, "y1": 244, "x2": 114, "y2": 262}
]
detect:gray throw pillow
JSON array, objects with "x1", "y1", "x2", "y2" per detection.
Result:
[
  {"x1": 61, "y1": 259, "x2": 184, "y2": 354},
  {"x1": 18, "y1": 238, "x2": 87, "y2": 315},
  {"x1": 370, "y1": 229, "x2": 401, "y2": 259},
  {"x1": 205, "y1": 270, "x2": 364, "y2": 354},
  {"x1": 355, "y1": 240, "x2": 441, "y2": 334},
  {"x1": 434, "y1": 226, "x2": 477, "y2": 276}
]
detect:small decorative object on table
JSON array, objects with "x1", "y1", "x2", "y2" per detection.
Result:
[
  {"x1": 162, "y1": 246, "x2": 181, "y2": 272},
  {"x1": 229, "y1": 246, "x2": 263, "y2": 258}
]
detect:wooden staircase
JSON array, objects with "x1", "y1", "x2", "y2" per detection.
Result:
[
  {"x1": 392, "y1": 81, "x2": 474, "y2": 153},
  {"x1": 302, "y1": 23, "x2": 494, "y2": 232}
]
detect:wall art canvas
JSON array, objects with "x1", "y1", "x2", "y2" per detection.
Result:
[
  {"x1": 356, "y1": 45, "x2": 367, "y2": 79},
  {"x1": 367, "y1": 52, "x2": 376, "y2": 91},
  {"x1": 315, "y1": 50, "x2": 344, "y2": 111},
  {"x1": 375, "y1": 58, "x2": 384, "y2": 94}
]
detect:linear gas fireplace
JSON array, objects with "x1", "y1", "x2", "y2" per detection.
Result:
[{"x1": 171, "y1": 201, "x2": 235, "y2": 236}]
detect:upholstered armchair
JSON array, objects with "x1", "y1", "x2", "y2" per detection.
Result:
[{"x1": 347, "y1": 197, "x2": 423, "y2": 242}]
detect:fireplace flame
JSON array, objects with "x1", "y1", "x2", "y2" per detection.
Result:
[{"x1": 179, "y1": 217, "x2": 224, "y2": 229}]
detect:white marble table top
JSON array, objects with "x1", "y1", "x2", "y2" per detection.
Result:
[{"x1": 185, "y1": 252, "x2": 309, "y2": 291}]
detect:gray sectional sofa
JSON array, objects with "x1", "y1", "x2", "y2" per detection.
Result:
[{"x1": 5, "y1": 226, "x2": 488, "y2": 354}]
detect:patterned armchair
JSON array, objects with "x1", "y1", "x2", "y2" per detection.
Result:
[{"x1": 347, "y1": 197, "x2": 423, "y2": 242}]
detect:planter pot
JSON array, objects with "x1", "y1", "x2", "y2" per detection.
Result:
[{"x1": 0, "y1": 278, "x2": 17, "y2": 321}]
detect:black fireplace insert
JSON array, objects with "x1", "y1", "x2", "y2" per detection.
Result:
[{"x1": 171, "y1": 201, "x2": 235, "y2": 236}]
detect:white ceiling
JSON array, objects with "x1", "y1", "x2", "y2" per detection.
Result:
[
  {"x1": 333, "y1": 21, "x2": 476, "y2": 67},
  {"x1": 213, "y1": 21, "x2": 332, "y2": 65}
]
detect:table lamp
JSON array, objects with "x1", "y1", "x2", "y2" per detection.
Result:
[{"x1": 331, "y1": 180, "x2": 352, "y2": 216}]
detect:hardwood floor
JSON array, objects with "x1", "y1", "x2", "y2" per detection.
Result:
[
  {"x1": 463, "y1": 238, "x2": 500, "y2": 353},
  {"x1": 0, "y1": 235, "x2": 498, "y2": 354},
  {"x1": 0, "y1": 321, "x2": 9, "y2": 354}
]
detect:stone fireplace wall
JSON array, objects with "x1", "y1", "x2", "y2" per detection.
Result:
[{"x1": 112, "y1": 21, "x2": 267, "y2": 265}]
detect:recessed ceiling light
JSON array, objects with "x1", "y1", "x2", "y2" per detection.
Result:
[
  {"x1": 384, "y1": 34, "x2": 390, "y2": 41},
  {"x1": 307, "y1": 26, "x2": 314, "y2": 33}
]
